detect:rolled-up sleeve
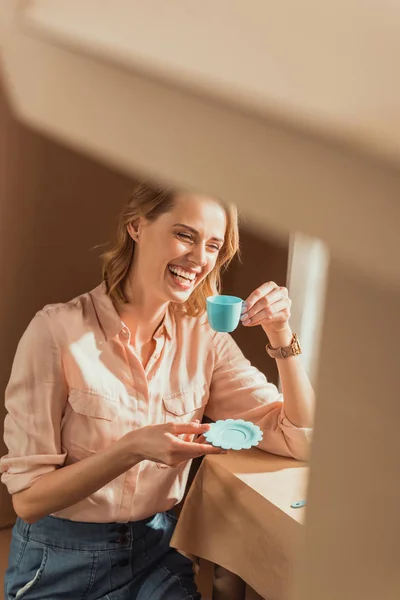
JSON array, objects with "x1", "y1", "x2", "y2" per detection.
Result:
[
  {"x1": 1, "y1": 310, "x2": 67, "y2": 494},
  {"x1": 206, "y1": 332, "x2": 312, "y2": 460}
]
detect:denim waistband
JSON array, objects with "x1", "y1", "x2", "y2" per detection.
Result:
[{"x1": 14, "y1": 512, "x2": 172, "y2": 552}]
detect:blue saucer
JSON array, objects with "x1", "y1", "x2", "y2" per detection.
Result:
[{"x1": 204, "y1": 419, "x2": 263, "y2": 450}]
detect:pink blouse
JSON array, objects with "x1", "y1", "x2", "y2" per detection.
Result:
[{"x1": 1, "y1": 283, "x2": 311, "y2": 522}]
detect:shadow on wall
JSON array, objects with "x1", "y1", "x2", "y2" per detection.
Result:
[
  {"x1": 0, "y1": 80, "x2": 288, "y2": 527},
  {"x1": 0, "y1": 81, "x2": 136, "y2": 525},
  {"x1": 223, "y1": 228, "x2": 288, "y2": 385}
]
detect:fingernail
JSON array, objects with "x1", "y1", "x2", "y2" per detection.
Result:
[
  {"x1": 242, "y1": 319, "x2": 251, "y2": 326},
  {"x1": 221, "y1": 450, "x2": 228, "y2": 454},
  {"x1": 240, "y1": 313, "x2": 248, "y2": 321}
]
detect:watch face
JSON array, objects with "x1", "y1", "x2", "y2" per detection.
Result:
[{"x1": 291, "y1": 335, "x2": 302, "y2": 355}]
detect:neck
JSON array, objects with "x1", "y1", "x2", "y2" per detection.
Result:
[{"x1": 119, "y1": 274, "x2": 169, "y2": 346}]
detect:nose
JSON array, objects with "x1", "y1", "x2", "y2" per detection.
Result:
[{"x1": 189, "y1": 242, "x2": 207, "y2": 267}]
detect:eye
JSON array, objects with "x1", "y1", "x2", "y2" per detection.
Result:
[
  {"x1": 176, "y1": 232, "x2": 193, "y2": 242},
  {"x1": 207, "y1": 244, "x2": 221, "y2": 252}
]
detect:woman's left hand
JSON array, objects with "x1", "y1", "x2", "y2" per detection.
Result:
[{"x1": 240, "y1": 282, "x2": 292, "y2": 336}]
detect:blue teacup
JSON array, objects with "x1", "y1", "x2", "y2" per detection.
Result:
[{"x1": 206, "y1": 295, "x2": 243, "y2": 333}]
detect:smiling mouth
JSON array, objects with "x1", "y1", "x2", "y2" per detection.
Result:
[{"x1": 167, "y1": 264, "x2": 199, "y2": 286}]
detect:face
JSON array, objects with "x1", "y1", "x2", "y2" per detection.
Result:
[{"x1": 129, "y1": 194, "x2": 227, "y2": 304}]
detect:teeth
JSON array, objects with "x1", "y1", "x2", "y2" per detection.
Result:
[{"x1": 168, "y1": 265, "x2": 196, "y2": 281}]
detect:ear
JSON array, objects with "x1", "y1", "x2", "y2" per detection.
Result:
[{"x1": 127, "y1": 219, "x2": 141, "y2": 242}]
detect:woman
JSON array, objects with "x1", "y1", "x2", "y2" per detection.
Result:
[{"x1": 1, "y1": 182, "x2": 314, "y2": 600}]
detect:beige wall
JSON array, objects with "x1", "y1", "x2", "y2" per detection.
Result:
[
  {"x1": 223, "y1": 230, "x2": 288, "y2": 384},
  {"x1": 0, "y1": 83, "x2": 288, "y2": 527},
  {"x1": 0, "y1": 84, "x2": 135, "y2": 526}
]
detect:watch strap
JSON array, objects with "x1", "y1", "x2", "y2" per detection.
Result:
[{"x1": 266, "y1": 333, "x2": 302, "y2": 359}]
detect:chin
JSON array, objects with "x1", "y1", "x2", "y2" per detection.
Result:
[
  {"x1": 167, "y1": 289, "x2": 193, "y2": 304},
  {"x1": 165, "y1": 272, "x2": 200, "y2": 301}
]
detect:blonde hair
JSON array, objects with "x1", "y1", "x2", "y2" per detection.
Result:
[{"x1": 102, "y1": 181, "x2": 240, "y2": 317}]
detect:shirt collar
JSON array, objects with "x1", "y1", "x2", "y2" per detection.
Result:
[
  {"x1": 89, "y1": 282, "x2": 173, "y2": 341},
  {"x1": 159, "y1": 305, "x2": 173, "y2": 339}
]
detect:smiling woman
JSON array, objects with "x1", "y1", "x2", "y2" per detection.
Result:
[
  {"x1": 102, "y1": 181, "x2": 240, "y2": 318},
  {"x1": 0, "y1": 179, "x2": 314, "y2": 600}
]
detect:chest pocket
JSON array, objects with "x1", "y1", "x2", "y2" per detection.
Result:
[
  {"x1": 156, "y1": 381, "x2": 209, "y2": 470},
  {"x1": 67, "y1": 389, "x2": 119, "y2": 420},
  {"x1": 162, "y1": 381, "x2": 209, "y2": 423},
  {"x1": 62, "y1": 389, "x2": 120, "y2": 454}
]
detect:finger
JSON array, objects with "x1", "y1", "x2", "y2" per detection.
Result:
[
  {"x1": 169, "y1": 422, "x2": 211, "y2": 436},
  {"x1": 241, "y1": 282, "x2": 288, "y2": 321},
  {"x1": 196, "y1": 445, "x2": 228, "y2": 456},
  {"x1": 242, "y1": 282, "x2": 278, "y2": 314},
  {"x1": 240, "y1": 288, "x2": 283, "y2": 323},
  {"x1": 177, "y1": 439, "x2": 227, "y2": 456},
  {"x1": 194, "y1": 435, "x2": 218, "y2": 450},
  {"x1": 182, "y1": 419, "x2": 202, "y2": 443},
  {"x1": 244, "y1": 306, "x2": 291, "y2": 327},
  {"x1": 244, "y1": 289, "x2": 287, "y2": 321},
  {"x1": 170, "y1": 446, "x2": 227, "y2": 467},
  {"x1": 242, "y1": 298, "x2": 291, "y2": 326}
]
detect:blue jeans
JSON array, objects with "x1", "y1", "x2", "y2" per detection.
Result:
[{"x1": 5, "y1": 512, "x2": 200, "y2": 600}]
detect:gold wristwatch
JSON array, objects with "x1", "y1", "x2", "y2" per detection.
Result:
[{"x1": 266, "y1": 333, "x2": 302, "y2": 359}]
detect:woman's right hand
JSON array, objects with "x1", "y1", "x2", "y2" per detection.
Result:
[
  {"x1": 118, "y1": 421, "x2": 224, "y2": 467},
  {"x1": 12, "y1": 422, "x2": 221, "y2": 524}
]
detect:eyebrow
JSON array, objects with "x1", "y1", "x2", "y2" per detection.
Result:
[{"x1": 173, "y1": 223, "x2": 224, "y2": 244}]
